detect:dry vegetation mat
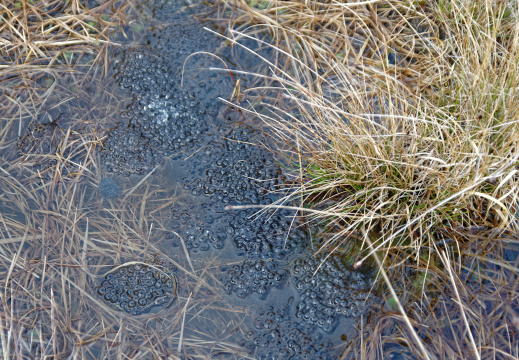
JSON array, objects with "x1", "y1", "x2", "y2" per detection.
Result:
[
  {"x1": 214, "y1": 0, "x2": 519, "y2": 358},
  {"x1": 0, "y1": 0, "x2": 132, "y2": 66}
]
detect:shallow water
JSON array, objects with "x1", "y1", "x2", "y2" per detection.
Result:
[{"x1": 0, "y1": 0, "x2": 379, "y2": 359}]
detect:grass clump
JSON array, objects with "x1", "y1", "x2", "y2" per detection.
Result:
[
  {"x1": 213, "y1": 0, "x2": 519, "y2": 358},
  {"x1": 219, "y1": 0, "x2": 519, "y2": 264}
]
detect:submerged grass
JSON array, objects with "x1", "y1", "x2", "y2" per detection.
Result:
[
  {"x1": 214, "y1": 0, "x2": 519, "y2": 358},
  {"x1": 0, "y1": 63, "x2": 250, "y2": 358},
  {"x1": 0, "y1": 1, "x2": 250, "y2": 358},
  {"x1": 344, "y1": 229, "x2": 519, "y2": 359}
]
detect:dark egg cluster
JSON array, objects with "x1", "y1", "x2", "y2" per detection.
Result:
[
  {"x1": 127, "y1": 90, "x2": 208, "y2": 152},
  {"x1": 292, "y1": 253, "x2": 375, "y2": 332},
  {"x1": 137, "y1": 0, "x2": 233, "y2": 117},
  {"x1": 145, "y1": 18, "x2": 218, "y2": 74},
  {"x1": 113, "y1": 48, "x2": 172, "y2": 95},
  {"x1": 101, "y1": 48, "x2": 210, "y2": 175},
  {"x1": 184, "y1": 125, "x2": 284, "y2": 205},
  {"x1": 96, "y1": 256, "x2": 176, "y2": 315},
  {"x1": 245, "y1": 305, "x2": 335, "y2": 360},
  {"x1": 168, "y1": 204, "x2": 229, "y2": 252},
  {"x1": 166, "y1": 224, "x2": 227, "y2": 252},
  {"x1": 177, "y1": 124, "x2": 302, "y2": 260},
  {"x1": 145, "y1": 18, "x2": 230, "y2": 116},
  {"x1": 229, "y1": 209, "x2": 304, "y2": 260},
  {"x1": 101, "y1": 124, "x2": 163, "y2": 175},
  {"x1": 146, "y1": 17, "x2": 218, "y2": 56},
  {"x1": 18, "y1": 119, "x2": 99, "y2": 181},
  {"x1": 222, "y1": 259, "x2": 287, "y2": 300}
]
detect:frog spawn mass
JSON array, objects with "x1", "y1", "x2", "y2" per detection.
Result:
[
  {"x1": 229, "y1": 209, "x2": 305, "y2": 261},
  {"x1": 243, "y1": 305, "x2": 335, "y2": 360},
  {"x1": 222, "y1": 259, "x2": 287, "y2": 300},
  {"x1": 181, "y1": 125, "x2": 304, "y2": 258},
  {"x1": 166, "y1": 223, "x2": 227, "y2": 252},
  {"x1": 138, "y1": 0, "x2": 234, "y2": 117},
  {"x1": 184, "y1": 125, "x2": 285, "y2": 205},
  {"x1": 96, "y1": 256, "x2": 176, "y2": 315},
  {"x1": 97, "y1": 44, "x2": 376, "y2": 359},
  {"x1": 168, "y1": 203, "x2": 228, "y2": 252},
  {"x1": 101, "y1": 48, "x2": 210, "y2": 175},
  {"x1": 293, "y1": 253, "x2": 376, "y2": 332}
]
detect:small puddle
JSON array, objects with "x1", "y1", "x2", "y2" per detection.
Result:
[{"x1": 0, "y1": 0, "x2": 380, "y2": 358}]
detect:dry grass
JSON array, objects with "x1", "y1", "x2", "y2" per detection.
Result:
[
  {"x1": 211, "y1": 0, "x2": 519, "y2": 358},
  {"x1": 0, "y1": 61, "x2": 250, "y2": 358},
  {"x1": 0, "y1": 165, "x2": 248, "y2": 358},
  {"x1": 2, "y1": 0, "x2": 519, "y2": 357},
  {"x1": 217, "y1": 0, "x2": 519, "y2": 267},
  {"x1": 0, "y1": 2, "x2": 251, "y2": 357},
  {"x1": 341, "y1": 229, "x2": 519, "y2": 360},
  {"x1": 0, "y1": 0, "x2": 133, "y2": 66}
]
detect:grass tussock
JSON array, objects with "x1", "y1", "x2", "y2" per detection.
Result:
[
  {"x1": 213, "y1": 0, "x2": 519, "y2": 358},
  {"x1": 219, "y1": 0, "x2": 519, "y2": 263}
]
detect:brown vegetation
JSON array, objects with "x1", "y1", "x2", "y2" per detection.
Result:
[{"x1": 214, "y1": 0, "x2": 519, "y2": 358}]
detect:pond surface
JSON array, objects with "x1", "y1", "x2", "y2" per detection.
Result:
[{"x1": 0, "y1": 0, "x2": 381, "y2": 359}]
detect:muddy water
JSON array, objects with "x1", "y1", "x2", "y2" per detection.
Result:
[{"x1": 1, "y1": 0, "x2": 379, "y2": 359}]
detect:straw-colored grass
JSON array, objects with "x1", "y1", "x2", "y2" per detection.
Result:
[
  {"x1": 217, "y1": 0, "x2": 519, "y2": 266},
  {"x1": 0, "y1": 2, "x2": 252, "y2": 356},
  {"x1": 341, "y1": 229, "x2": 519, "y2": 360},
  {"x1": 211, "y1": 0, "x2": 519, "y2": 358},
  {"x1": 0, "y1": 63, "x2": 250, "y2": 357},
  {"x1": 0, "y1": 0, "x2": 132, "y2": 66}
]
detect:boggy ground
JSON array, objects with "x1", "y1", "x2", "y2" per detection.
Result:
[
  {"x1": 2, "y1": 0, "x2": 519, "y2": 359},
  {"x1": 0, "y1": 0, "x2": 381, "y2": 359}
]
